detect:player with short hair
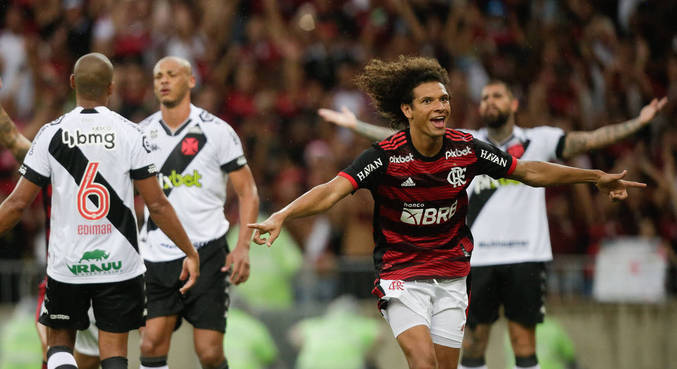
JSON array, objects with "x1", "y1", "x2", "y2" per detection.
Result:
[
  {"x1": 249, "y1": 56, "x2": 644, "y2": 369},
  {"x1": 137, "y1": 56, "x2": 259, "y2": 369},
  {"x1": 0, "y1": 78, "x2": 103, "y2": 369},
  {"x1": 319, "y1": 79, "x2": 666, "y2": 369},
  {"x1": 0, "y1": 53, "x2": 199, "y2": 369}
]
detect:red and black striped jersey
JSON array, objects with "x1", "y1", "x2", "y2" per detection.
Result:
[{"x1": 339, "y1": 128, "x2": 517, "y2": 282}]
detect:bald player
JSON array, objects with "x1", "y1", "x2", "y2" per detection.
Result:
[
  {"x1": 0, "y1": 53, "x2": 199, "y2": 369},
  {"x1": 135, "y1": 56, "x2": 258, "y2": 369}
]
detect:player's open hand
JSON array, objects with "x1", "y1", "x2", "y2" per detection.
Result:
[
  {"x1": 179, "y1": 254, "x2": 200, "y2": 294},
  {"x1": 223, "y1": 245, "x2": 250, "y2": 285},
  {"x1": 318, "y1": 106, "x2": 358, "y2": 129},
  {"x1": 639, "y1": 97, "x2": 668, "y2": 125},
  {"x1": 248, "y1": 214, "x2": 284, "y2": 247},
  {"x1": 595, "y1": 170, "x2": 647, "y2": 201}
]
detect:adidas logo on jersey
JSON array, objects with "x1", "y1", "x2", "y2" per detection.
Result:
[{"x1": 401, "y1": 177, "x2": 416, "y2": 187}]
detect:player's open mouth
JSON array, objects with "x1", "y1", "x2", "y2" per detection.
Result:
[{"x1": 430, "y1": 116, "x2": 446, "y2": 128}]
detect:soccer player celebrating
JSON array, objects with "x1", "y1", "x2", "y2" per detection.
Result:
[
  {"x1": 249, "y1": 56, "x2": 644, "y2": 369},
  {"x1": 318, "y1": 80, "x2": 667, "y2": 369},
  {"x1": 137, "y1": 56, "x2": 259, "y2": 369},
  {"x1": 0, "y1": 53, "x2": 199, "y2": 369}
]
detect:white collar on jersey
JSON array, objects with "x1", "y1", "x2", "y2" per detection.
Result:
[{"x1": 74, "y1": 106, "x2": 110, "y2": 114}]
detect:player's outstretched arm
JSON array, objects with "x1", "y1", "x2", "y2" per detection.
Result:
[
  {"x1": 508, "y1": 160, "x2": 646, "y2": 200},
  {"x1": 560, "y1": 97, "x2": 668, "y2": 159},
  {"x1": 0, "y1": 79, "x2": 32, "y2": 162},
  {"x1": 248, "y1": 176, "x2": 354, "y2": 247},
  {"x1": 134, "y1": 176, "x2": 199, "y2": 293},
  {"x1": 223, "y1": 164, "x2": 259, "y2": 285},
  {"x1": 318, "y1": 107, "x2": 395, "y2": 141},
  {"x1": 0, "y1": 177, "x2": 41, "y2": 235}
]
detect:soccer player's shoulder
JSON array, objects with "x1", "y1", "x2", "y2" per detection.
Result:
[
  {"x1": 444, "y1": 128, "x2": 473, "y2": 142},
  {"x1": 376, "y1": 130, "x2": 408, "y2": 152},
  {"x1": 195, "y1": 107, "x2": 239, "y2": 138},
  {"x1": 522, "y1": 125, "x2": 564, "y2": 137},
  {"x1": 35, "y1": 115, "x2": 65, "y2": 140}
]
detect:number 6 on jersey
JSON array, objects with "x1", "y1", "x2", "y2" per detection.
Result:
[{"x1": 77, "y1": 162, "x2": 110, "y2": 220}]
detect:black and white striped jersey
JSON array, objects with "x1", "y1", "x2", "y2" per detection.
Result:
[
  {"x1": 464, "y1": 125, "x2": 565, "y2": 266},
  {"x1": 138, "y1": 105, "x2": 246, "y2": 262},
  {"x1": 21, "y1": 106, "x2": 157, "y2": 283}
]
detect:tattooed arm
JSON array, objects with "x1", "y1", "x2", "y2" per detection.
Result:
[
  {"x1": 318, "y1": 107, "x2": 395, "y2": 141},
  {"x1": 560, "y1": 97, "x2": 667, "y2": 160},
  {"x1": 0, "y1": 80, "x2": 32, "y2": 162}
]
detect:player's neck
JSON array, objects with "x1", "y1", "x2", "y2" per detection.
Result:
[
  {"x1": 410, "y1": 130, "x2": 443, "y2": 157},
  {"x1": 161, "y1": 100, "x2": 191, "y2": 129},
  {"x1": 486, "y1": 117, "x2": 515, "y2": 145},
  {"x1": 76, "y1": 97, "x2": 107, "y2": 109}
]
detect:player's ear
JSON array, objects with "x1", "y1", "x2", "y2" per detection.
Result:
[
  {"x1": 189, "y1": 75, "x2": 196, "y2": 89},
  {"x1": 511, "y1": 98, "x2": 519, "y2": 113},
  {"x1": 401, "y1": 103, "x2": 413, "y2": 120},
  {"x1": 70, "y1": 74, "x2": 76, "y2": 90}
]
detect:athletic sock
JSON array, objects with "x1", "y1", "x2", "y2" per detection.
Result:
[
  {"x1": 515, "y1": 354, "x2": 540, "y2": 369},
  {"x1": 459, "y1": 356, "x2": 487, "y2": 369},
  {"x1": 46, "y1": 346, "x2": 77, "y2": 369},
  {"x1": 101, "y1": 356, "x2": 128, "y2": 369},
  {"x1": 140, "y1": 356, "x2": 168, "y2": 369}
]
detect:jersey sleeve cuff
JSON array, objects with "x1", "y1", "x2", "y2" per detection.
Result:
[
  {"x1": 18, "y1": 164, "x2": 49, "y2": 187},
  {"x1": 338, "y1": 171, "x2": 358, "y2": 190},
  {"x1": 506, "y1": 157, "x2": 518, "y2": 176},
  {"x1": 221, "y1": 156, "x2": 247, "y2": 173},
  {"x1": 131, "y1": 164, "x2": 159, "y2": 179}
]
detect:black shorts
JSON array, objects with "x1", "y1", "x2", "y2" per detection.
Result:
[
  {"x1": 38, "y1": 275, "x2": 145, "y2": 333},
  {"x1": 144, "y1": 235, "x2": 230, "y2": 332},
  {"x1": 467, "y1": 262, "x2": 546, "y2": 328}
]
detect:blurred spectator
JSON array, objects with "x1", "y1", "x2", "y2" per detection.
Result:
[
  {"x1": 224, "y1": 307, "x2": 279, "y2": 369},
  {"x1": 0, "y1": 4, "x2": 34, "y2": 118},
  {"x1": 289, "y1": 295, "x2": 382, "y2": 369},
  {"x1": 228, "y1": 215, "x2": 303, "y2": 311}
]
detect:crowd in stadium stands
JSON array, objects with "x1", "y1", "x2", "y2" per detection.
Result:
[{"x1": 0, "y1": 0, "x2": 676, "y2": 299}]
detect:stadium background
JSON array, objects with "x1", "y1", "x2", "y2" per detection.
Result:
[{"x1": 0, "y1": 0, "x2": 676, "y2": 368}]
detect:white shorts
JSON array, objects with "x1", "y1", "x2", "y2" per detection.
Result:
[
  {"x1": 379, "y1": 277, "x2": 468, "y2": 348},
  {"x1": 75, "y1": 308, "x2": 99, "y2": 357}
]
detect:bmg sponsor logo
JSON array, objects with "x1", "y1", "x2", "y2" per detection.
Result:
[
  {"x1": 62, "y1": 129, "x2": 116, "y2": 149},
  {"x1": 400, "y1": 200, "x2": 457, "y2": 225}
]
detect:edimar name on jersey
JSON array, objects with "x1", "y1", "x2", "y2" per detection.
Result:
[
  {"x1": 479, "y1": 149, "x2": 507, "y2": 167},
  {"x1": 357, "y1": 158, "x2": 383, "y2": 181}
]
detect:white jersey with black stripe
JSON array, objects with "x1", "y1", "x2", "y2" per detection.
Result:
[
  {"x1": 463, "y1": 125, "x2": 565, "y2": 266},
  {"x1": 21, "y1": 106, "x2": 157, "y2": 283},
  {"x1": 138, "y1": 105, "x2": 247, "y2": 262}
]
